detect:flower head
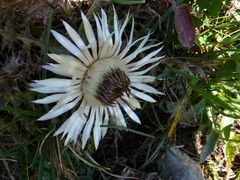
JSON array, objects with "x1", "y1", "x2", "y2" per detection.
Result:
[{"x1": 31, "y1": 7, "x2": 163, "y2": 149}]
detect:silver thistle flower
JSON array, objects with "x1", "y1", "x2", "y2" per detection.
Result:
[{"x1": 30, "y1": 7, "x2": 164, "y2": 149}]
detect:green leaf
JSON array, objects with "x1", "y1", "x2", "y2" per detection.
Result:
[
  {"x1": 141, "y1": 138, "x2": 165, "y2": 169},
  {"x1": 207, "y1": 162, "x2": 220, "y2": 180},
  {"x1": 41, "y1": 10, "x2": 53, "y2": 79},
  {"x1": 38, "y1": 155, "x2": 45, "y2": 180},
  {"x1": 193, "y1": 16, "x2": 203, "y2": 27},
  {"x1": 40, "y1": 10, "x2": 53, "y2": 112},
  {"x1": 151, "y1": 0, "x2": 185, "y2": 31},
  {"x1": 221, "y1": 115, "x2": 234, "y2": 140},
  {"x1": 197, "y1": 0, "x2": 223, "y2": 16},
  {"x1": 167, "y1": 65, "x2": 199, "y2": 80},
  {"x1": 213, "y1": 72, "x2": 240, "y2": 80},
  {"x1": 0, "y1": 105, "x2": 43, "y2": 117},
  {"x1": 221, "y1": 60, "x2": 237, "y2": 73},
  {"x1": 192, "y1": 86, "x2": 235, "y2": 111},
  {"x1": 200, "y1": 127, "x2": 219, "y2": 163},
  {"x1": 50, "y1": 139, "x2": 56, "y2": 179},
  {"x1": 225, "y1": 133, "x2": 239, "y2": 178}
]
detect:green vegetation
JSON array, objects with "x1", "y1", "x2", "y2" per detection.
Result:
[{"x1": 0, "y1": 0, "x2": 239, "y2": 179}]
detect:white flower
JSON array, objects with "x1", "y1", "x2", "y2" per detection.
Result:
[{"x1": 30, "y1": 7, "x2": 164, "y2": 150}]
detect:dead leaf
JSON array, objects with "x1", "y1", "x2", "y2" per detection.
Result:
[{"x1": 171, "y1": 0, "x2": 196, "y2": 47}]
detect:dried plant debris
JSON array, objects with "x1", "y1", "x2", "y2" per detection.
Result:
[
  {"x1": 1, "y1": 0, "x2": 50, "y2": 28},
  {"x1": 147, "y1": 0, "x2": 169, "y2": 15},
  {"x1": 1, "y1": 53, "x2": 24, "y2": 74},
  {"x1": 0, "y1": 0, "x2": 92, "y2": 33},
  {"x1": 158, "y1": 146, "x2": 204, "y2": 180},
  {"x1": 119, "y1": 166, "x2": 161, "y2": 179},
  {"x1": 0, "y1": 75, "x2": 18, "y2": 99},
  {"x1": 0, "y1": 52, "x2": 40, "y2": 103}
]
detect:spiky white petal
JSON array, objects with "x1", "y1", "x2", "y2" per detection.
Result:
[
  {"x1": 101, "y1": 108, "x2": 110, "y2": 138},
  {"x1": 31, "y1": 86, "x2": 69, "y2": 94},
  {"x1": 64, "y1": 114, "x2": 85, "y2": 145},
  {"x1": 129, "y1": 75, "x2": 156, "y2": 83},
  {"x1": 118, "y1": 99, "x2": 141, "y2": 124},
  {"x1": 114, "y1": 103, "x2": 127, "y2": 127},
  {"x1": 99, "y1": 9, "x2": 113, "y2": 58},
  {"x1": 47, "y1": 54, "x2": 87, "y2": 72},
  {"x1": 130, "y1": 88, "x2": 156, "y2": 103},
  {"x1": 51, "y1": 30, "x2": 89, "y2": 64},
  {"x1": 81, "y1": 11, "x2": 98, "y2": 59},
  {"x1": 93, "y1": 107, "x2": 102, "y2": 149},
  {"x1": 38, "y1": 97, "x2": 81, "y2": 121},
  {"x1": 121, "y1": 94, "x2": 141, "y2": 110},
  {"x1": 53, "y1": 91, "x2": 81, "y2": 108},
  {"x1": 31, "y1": 7, "x2": 164, "y2": 150},
  {"x1": 131, "y1": 83, "x2": 162, "y2": 94},
  {"x1": 119, "y1": 33, "x2": 150, "y2": 62},
  {"x1": 82, "y1": 107, "x2": 96, "y2": 149},
  {"x1": 62, "y1": 21, "x2": 93, "y2": 64},
  {"x1": 129, "y1": 61, "x2": 161, "y2": 76},
  {"x1": 42, "y1": 64, "x2": 76, "y2": 78},
  {"x1": 32, "y1": 94, "x2": 63, "y2": 104},
  {"x1": 128, "y1": 49, "x2": 163, "y2": 71},
  {"x1": 34, "y1": 78, "x2": 79, "y2": 87}
]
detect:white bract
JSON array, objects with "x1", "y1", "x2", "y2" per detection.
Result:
[{"x1": 30, "y1": 7, "x2": 164, "y2": 150}]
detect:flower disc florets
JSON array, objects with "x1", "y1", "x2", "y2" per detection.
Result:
[
  {"x1": 96, "y1": 67, "x2": 130, "y2": 106},
  {"x1": 82, "y1": 57, "x2": 129, "y2": 107},
  {"x1": 30, "y1": 7, "x2": 164, "y2": 149}
]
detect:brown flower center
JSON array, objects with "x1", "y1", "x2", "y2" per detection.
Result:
[{"x1": 96, "y1": 68, "x2": 130, "y2": 106}]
